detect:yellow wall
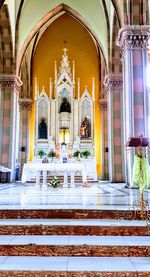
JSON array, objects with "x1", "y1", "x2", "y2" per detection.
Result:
[{"x1": 31, "y1": 13, "x2": 102, "y2": 175}]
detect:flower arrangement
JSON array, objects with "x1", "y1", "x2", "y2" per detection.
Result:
[
  {"x1": 49, "y1": 176, "x2": 60, "y2": 188},
  {"x1": 67, "y1": 151, "x2": 72, "y2": 159},
  {"x1": 55, "y1": 151, "x2": 60, "y2": 158}
]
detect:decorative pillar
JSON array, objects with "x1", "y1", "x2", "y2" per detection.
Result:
[
  {"x1": 117, "y1": 25, "x2": 150, "y2": 185},
  {"x1": 0, "y1": 74, "x2": 22, "y2": 179},
  {"x1": 72, "y1": 61, "x2": 75, "y2": 98},
  {"x1": 50, "y1": 99, "x2": 56, "y2": 141},
  {"x1": 18, "y1": 98, "x2": 33, "y2": 172},
  {"x1": 73, "y1": 99, "x2": 78, "y2": 140},
  {"x1": 77, "y1": 78, "x2": 80, "y2": 100},
  {"x1": 99, "y1": 99, "x2": 109, "y2": 180},
  {"x1": 104, "y1": 74, "x2": 124, "y2": 182},
  {"x1": 49, "y1": 77, "x2": 53, "y2": 99}
]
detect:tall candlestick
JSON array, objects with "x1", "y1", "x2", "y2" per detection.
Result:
[{"x1": 78, "y1": 78, "x2": 80, "y2": 100}]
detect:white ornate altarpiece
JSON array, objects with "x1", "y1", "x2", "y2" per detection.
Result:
[{"x1": 33, "y1": 48, "x2": 97, "y2": 180}]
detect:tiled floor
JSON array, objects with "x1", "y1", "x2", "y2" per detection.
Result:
[
  {"x1": 0, "y1": 181, "x2": 150, "y2": 275},
  {"x1": 0, "y1": 181, "x2": 149, "y2": 210}
]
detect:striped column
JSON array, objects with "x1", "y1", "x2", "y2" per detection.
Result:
[
  {"x1": 18, "y1": 98, "x2": 33, "y2": 172},
  {"x1": 99, "y1": 99, "x2": 109, "y2": 180},
  {"x1": 104, "y1": 74, "x2": 124, "y2": 182},
  {"x1": 0, "y1": 74, "x2": 22, "y2": 178},
  {"x1": 117, "y1": 25, "x2": 150, "y2": 185}
]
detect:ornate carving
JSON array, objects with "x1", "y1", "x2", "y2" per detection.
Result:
[
  {"x1": 19, "y1": 98, "x2": 33, "y2": 111},
  {"x1": 99, "y1": 98, "x2": 107, "y2": 110},
  {"x1": 57, "y1": 48, "x2": 72, "y2": 81},
  {"x1": 0, "y1": 74, "x2": 22, "y2": 92},
  {"x1": 14, "y1": 76, "x2": 23, "y2": 92},
  {"x1": 104, "y1": 74, "x2": 123, "y2": 94},
  {"x1": 116, "y1": 25, "x2": 150, "y2": 60}
]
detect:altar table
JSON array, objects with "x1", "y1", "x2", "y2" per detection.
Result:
[{"x1": 21, "y1": 162, "x2": 87, "y2": 187}]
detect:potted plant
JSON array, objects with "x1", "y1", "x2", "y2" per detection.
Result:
[
  {"x1": 37, "y1": 149, "x2": 45, "y2": 158},
  {"x1": 82, "y1": 150, "x2": 91, "y2": 158},
  {"x1": 48, "y1": 151, "x2": 55, "y2": 158},
  {"x1": 73, "y1": 150, "x2": 80, "y2": 158}
]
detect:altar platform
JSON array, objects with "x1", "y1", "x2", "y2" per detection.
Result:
[
  {"x1": 0, "y1": 182, "x2": 150, "y2": 276},
  {"x1": 0, "y1": 181, "x2": 149, "y2": 211}
]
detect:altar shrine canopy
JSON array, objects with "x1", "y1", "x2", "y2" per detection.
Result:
[{"x1": 33, "y1": 48, "x2": 96, "y2": 179}]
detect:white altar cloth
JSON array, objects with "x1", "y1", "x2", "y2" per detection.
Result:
[{"x1": 21, "y1": 162, "x2": 87, "y2": 187}]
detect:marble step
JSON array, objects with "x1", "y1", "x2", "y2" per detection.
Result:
[
  {"x1": 0, "y1": 219, "x2": 148, "y2": 236},
  {"x1": 0, "y1": 208, "x2": 144, "y2": 220},
  {"x1": 0, "y1": 256, "x2": 149, "y2": 276},
  {"x1": 0, "y1": 235, "x2": 149, "y2": 257}
]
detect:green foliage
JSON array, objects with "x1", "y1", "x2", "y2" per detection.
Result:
[
  {"x1": 73, "y1": 150, "x2": 91, "y2": 158},
  {"x1": 73, "y1": 150, "x2": 80, "y2": 157},
  {"x1": 37, "y1": 149, "x2": 45, "y2": 158},
  {"x1": 48, "y1": 151, "x2": 55, "y2": 158},
  {"x1": 81, "y1": 150, "x2": 91, "y2": 158}
]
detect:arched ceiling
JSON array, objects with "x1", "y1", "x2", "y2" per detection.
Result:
[
  {"x1": 17, "y1": 0, "x2": 108, "y2": 59},
  {"x1": 3, "y1": 0, "x2": 124, "y2": 71}
]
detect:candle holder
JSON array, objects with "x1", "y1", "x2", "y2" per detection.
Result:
[{"x1": 125, "y1": 135, "x2": 150, "y2": 220}]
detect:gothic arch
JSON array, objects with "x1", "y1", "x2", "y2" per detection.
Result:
[{"x1": 16, "y1": 4, "x2": 107, "y2": 77}]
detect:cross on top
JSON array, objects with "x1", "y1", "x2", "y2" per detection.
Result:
[
  {"x1": 63, "y1": 41, "x2": 68, "y2": 55},
  {"x1": 63, "y1": 48, "x2": 68, "y2": 55}
]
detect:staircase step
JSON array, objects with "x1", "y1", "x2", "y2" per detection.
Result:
[
  {"x1": 0, "y1": 256, "x2": 149, "y2": 276},
  {"x1": 0, "y1": 208, "x2": 144, "y2": 220},
  {"x1": 0, "y1": 219, "x2": 148, "y2": 235},
  {"x1": 0, "y1": 183, "x2": 149, "y2": 275},
  {"x1": 0, "y1": 235, "x2": 149, "y2": 257}
]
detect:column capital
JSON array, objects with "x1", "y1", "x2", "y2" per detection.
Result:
[
  {"x1": 99, "y1": 98, "x2": 107, "y2": 110},
  {"x1": 19, "y1": 98, "x2": 33, "y2": 111},
  {"x1": 104, "y1": 74, "x2": 123, "y2": 94},
  {"x1": 0, "y1": 74, "x2": 22, "y2": 93},
  {"x1": 116, "y1": 25, "x2": 150, "y2": 60}
]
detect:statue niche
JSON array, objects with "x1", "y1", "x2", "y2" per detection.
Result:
[
  {"x1": 60, "y1": 97, "x2": 71, "y2": 113},
  {"x1": 38, "y1": 118, "x2": 47, "y2": 139},
  {"x1": 59, "y1": 97, "x2": 71, "y2": 132},
  {"x1": 80, "y1": 116, "x2": 91, "y2": 139}
]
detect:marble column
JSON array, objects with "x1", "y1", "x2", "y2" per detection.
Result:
[
  {"x1": 99, "y1": 99, "x2": 109, "y2": 180},
  {"x1": 18, "y1": 98, "x2": 33, "y2": 172},
  {"x1": 117, "y1": 25, "x2": 150, "y2": 185},
  {"x1": 0, "y1": 74, "x2": 22, "y2": 179},
  {"x1": 104, "y1": 74, "x2": 125, "y2": 182}
]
